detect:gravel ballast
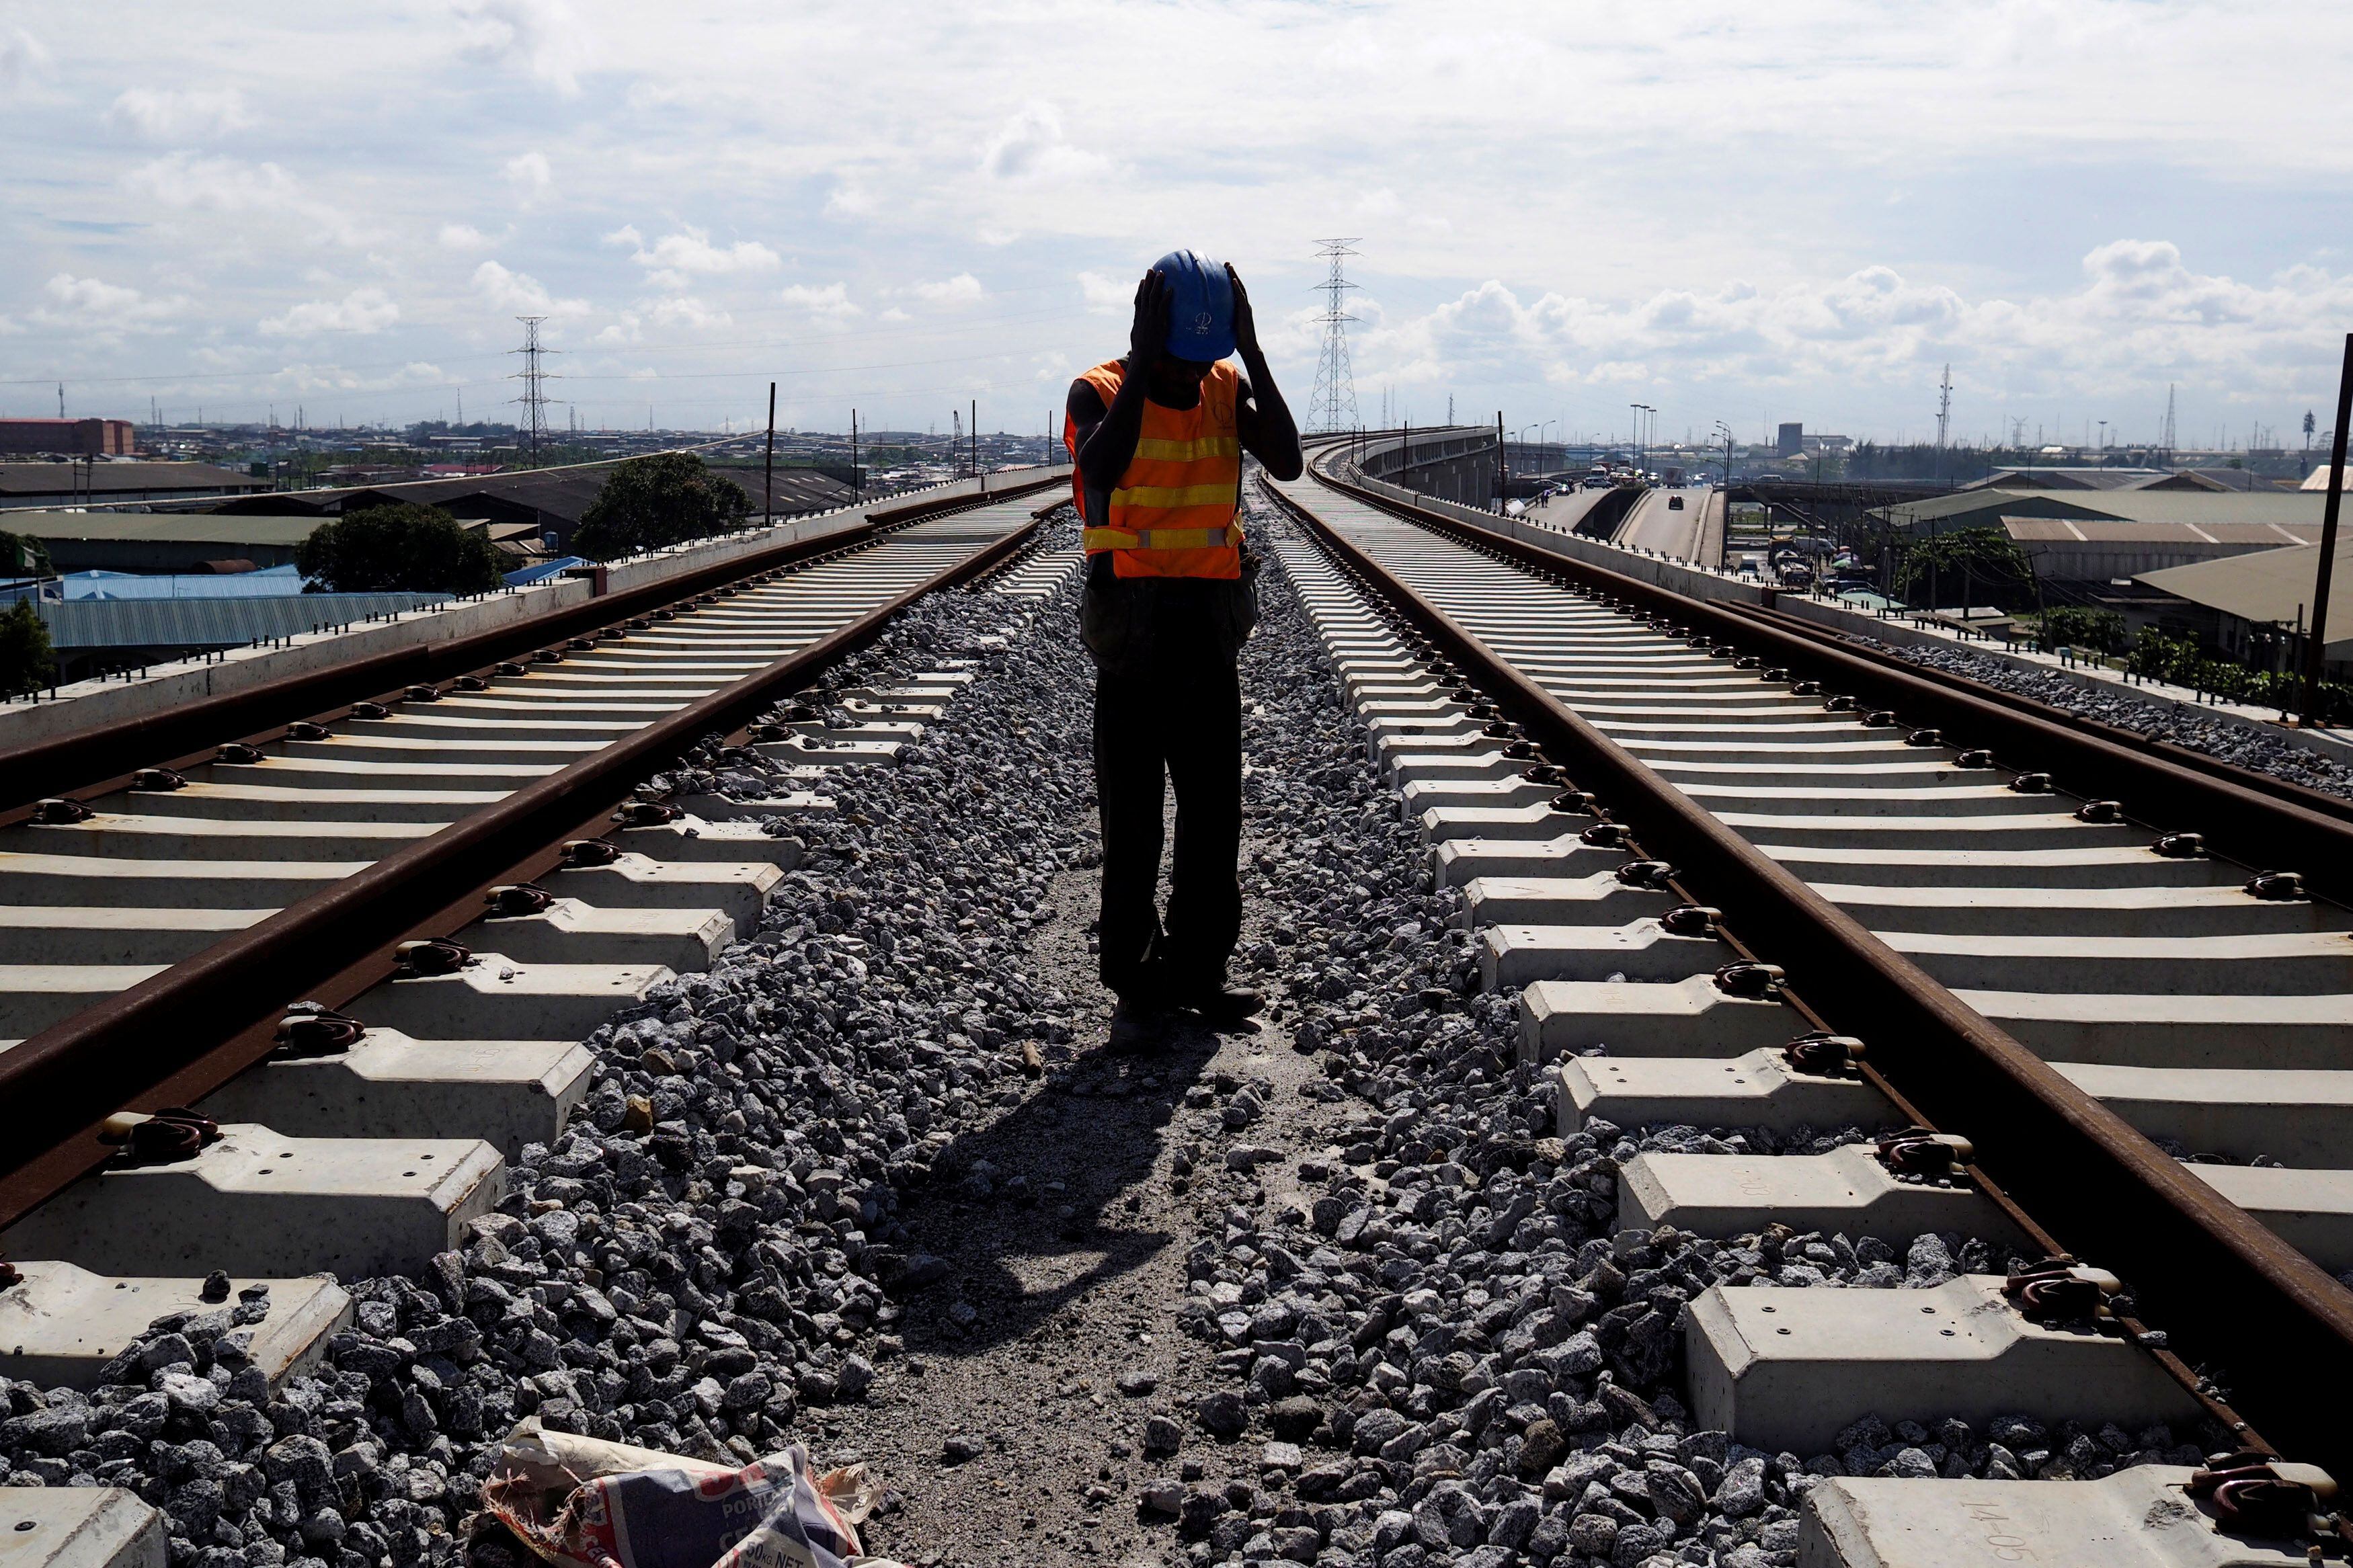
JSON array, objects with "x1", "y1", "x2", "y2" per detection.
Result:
[
  {"x1": 1882, "y1": 638, "x2": 2353, "y2": 800},
  {"x1": 0, "y1": 507, "x2": 2223, "y2": 1568}
]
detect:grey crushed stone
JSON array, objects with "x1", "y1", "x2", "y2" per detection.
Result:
[{"x1": 1884, "y1": 638, "x2": 2353, "y2": 800}]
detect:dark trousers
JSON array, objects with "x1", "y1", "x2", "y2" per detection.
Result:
[{"x1": 1092, "y1": 642, "x2": 1242, "y2": 1002}]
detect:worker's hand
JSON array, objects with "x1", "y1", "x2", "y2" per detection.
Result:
[
  {"x1": 1129, "y1": 269, "x2": 1170, "y2": 366},
  {"x1": 1227, "y1": 263, "x2": 1259, "y2": 357}
]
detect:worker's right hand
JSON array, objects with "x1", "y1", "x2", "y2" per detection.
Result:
[{"x1": 1129, "y1": 269, "x2": 1170, "y2": 366}]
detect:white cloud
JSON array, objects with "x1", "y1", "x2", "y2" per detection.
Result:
[
  {"x1": 33, "y1": 273, "x2": 186, "y2": 331},
  {"x1": 267, "y1": 360, "x2": 450, "y2": 394},
  {"x1": 125, "y1": 151, "x2": 297, "y2": 211},
  {"x1": 912, "y1": 272, "x2": 984, "y2": 305},
  {"x1": 472, "y1": 259, "x2": 588, "y2": 317},
  {"x1": 592, "y1": 297, "x2": 735, "y2": 341},
  {"x1": 776, "y1": 282, "x2": 860, "y2": 321},
  {"x1": 1356, "y1": 240, "x2": 2353, "y2": 423},
  {"x1": 1077, "y1": 270, "x2": 1129, "y2": 314},
  {"x1": 648, "y1": 296, "x2": 732, "y2": 330},
  {"x1": 450, "y1": 0, "x2": 588, "y2": 95},
  {"x1": 625, "y1": 225, "x2": 781, "y2": 290},
  {"x1": 979, "y1": 99, "x2": 1109, "y2": 183},
  {"x1": 122, "y1": 152, "x2": 359, "y2": 245},
  {"x1": 260, "y1": 287, "x2": 401, "y2": 336},
  {"x1": 824, "y1": 182, "x2": 875, "y2": 219},
  {"x1": 106, "y1": 87, "x2": 253, "y2": 139},
  {"x1": 504, "y1": 150, "x2": 553, "y2": 208},
  {"x1": 15, "y1": 5, "x2": 2353, "y2": 435},
  {"x1": 0, "y1": 26, "x2": 50, "y2": 93},
  {"x1": 600, "y1": 223, "x2": 643, "y2": 249}
]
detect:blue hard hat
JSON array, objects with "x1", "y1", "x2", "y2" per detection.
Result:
[{"x1": 1152, "y1": 249, "x2": 1235, "y2": 362}]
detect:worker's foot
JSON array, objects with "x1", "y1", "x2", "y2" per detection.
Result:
[
  {"x1": 1107, "y1": 999, "x2": 1172, "y2": 1053},
  {"x1": 1172, "y1": 985, "x2": 1263, "y2": 1028}
]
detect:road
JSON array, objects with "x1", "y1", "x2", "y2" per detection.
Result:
[{"x1": 1616, "y1": 485, "x2": 1721, "y2": 565}]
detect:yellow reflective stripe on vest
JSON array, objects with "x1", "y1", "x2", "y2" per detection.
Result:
[
  {"x1": 1107, "y1": 481, "x2": 1240, "y2": 509},
  {"x1": 1131, "y1": 435, "x2": 1242, "y2": 462},
  {"x1": 1082, "y1": 523, "x2": 1242, "y2": 552}
]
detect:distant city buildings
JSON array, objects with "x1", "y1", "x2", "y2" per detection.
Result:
[{"x1": 0, "y1": 418, "x2": 137, "y2": 457}]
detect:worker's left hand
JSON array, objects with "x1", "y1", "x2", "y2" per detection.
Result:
[{"x1": 1227, "y1": 263, "x2": 1259, "y2": 356}]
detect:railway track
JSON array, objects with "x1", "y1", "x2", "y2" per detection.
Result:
[
  {"x1": 1263, "y1": 448, "x2": 2353, "y2": 1565},
  {"x1": 0, "y1": 481, "x2": 1070, "y2": 1531}
]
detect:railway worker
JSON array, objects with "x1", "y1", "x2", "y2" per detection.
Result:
[{"x1": 1064, "y1": 249, "x2": 1303, "y2": 1047}]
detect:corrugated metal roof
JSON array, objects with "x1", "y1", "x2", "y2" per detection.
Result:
[
  {"x1": 2005, "y1": 517, "x2": 2322, "y2": 545},
  {"x1": 58, "y1": 565, "x2": 311, "y2": 600},
  {"x1": 1887, "y1": 487, "x2": 2334, "y2": 530},
  {"x1": 0, "y1": 462, "x2": 260, "y2": 497},
  {"x1": 204, "y1": 462, "x2": 854, "y2": 525},
  {"x1": 36, "y1": 592, "x2": 449, "y2": 649},
  {"x1": 3, "y1": 509, "x2": 323, "y2": 545},
  {"x1": 2137, "y1": 542, "x2": 2353, "y2": 651}
]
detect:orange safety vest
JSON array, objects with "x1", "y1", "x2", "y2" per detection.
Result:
[{"x1": 1064, "y1": 358, "x2": 1244, "y2": 579}]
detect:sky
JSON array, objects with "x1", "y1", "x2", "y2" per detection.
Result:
[{"x1": 2, "y1": 0, "x2": 2350, "y2": 449}]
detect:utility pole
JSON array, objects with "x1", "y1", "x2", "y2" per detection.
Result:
[
  {"x1": 850, "y1": 410, "x2": 861, "y2": 503},
  {"x1": 2301, "y1": 331, "x2": 2350, "y2": 725},
  {"x1": 56, "y1": 382, "x2": 64, "y2": 418},
  {"x1": 1935, "y1": 364, "x2": 1953, "y2": 482},
  {"x1": 1496, "y1": 411, "x2": 1507, "y2": 513},
  {"x1": 509, "y1": 316, "x2": 555, "y2": 462},
  {"x1": 971, "y1": 399, "x2": 980, "y2": 488},
  {"x1": 1308, "y1": 239, "x2": 1361, "y2": 434},
  {"x1": 764, "y1": 381, "x2": 776, "y2": 524}
]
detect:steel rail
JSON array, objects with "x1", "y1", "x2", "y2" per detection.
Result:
[
  {"x1": 1300, "y1": 457, "x2": 2353, "y2": 907},
  {"x1": 0, "y1": 473, "x2": 1067, "y2": 821},
  {"x1": 1265, "y1": 474, "x2": 2353, "y2": 1481},
  {"x1": 0, "y1": 503, "x2": 1053, "y2": 1229}
]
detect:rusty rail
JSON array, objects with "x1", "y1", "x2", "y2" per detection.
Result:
[
  {"x1": 0, "y1": 502, "x2": 1052, "y2": 1229},
  {"x1": 1265, "y1": 470, "x2": 2353, "y2": 1481},
  {"x1": 0, "y1": 474, "x2": 1066, "y2": 821}
]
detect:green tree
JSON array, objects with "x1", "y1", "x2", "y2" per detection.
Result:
[
  {"x1": 296, "y1": 503, "x2": 504, "y2": 594},
  {"x1": 2036, "y1": 606, "x2": 2126, "y2": 653},
  {"x1": 0, "y1": 600, "x2": 54, "y2": 696},
  {"x1": 572, "y1": 454, "x2": 752, "y2": 561},
  {"x1": 1893, "y1": 526, "x2": 2037, "y2": 609}
]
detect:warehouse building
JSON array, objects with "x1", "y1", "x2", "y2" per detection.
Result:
[
  {"x1": 1876, "y1": 487, "x2": 2332, "y2": 587},
  {"x1": 2, "y1": 511, "x2": 325, "y2": 573},
  {"x1": 2130, "y1": 540, "x2": 2353, "y2": 677},
  {"x1": 0, "y1": 461, "x2": 265, "y2": 510},
  {"x1": 208, "y1": 462, "x2": 857, "y2": 551}
]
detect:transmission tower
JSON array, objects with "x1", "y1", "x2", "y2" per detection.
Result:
[
  {"x1": 508, "y1": 316, "x2": 558, "y2": 462},
  {"x1": 1934, "y1": 364, "x2": 1953, "y2": 451},
  {"x1": 1308, "y1": 239, "x2": 1361, "y2": 435},
  {"x1": 2161, "y1": 384, "x2": 2177, "y2": 454}
]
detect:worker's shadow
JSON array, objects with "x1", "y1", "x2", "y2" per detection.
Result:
[{"x1": 881, "y1": 1016, "x2": 1231, "y2": 1354}]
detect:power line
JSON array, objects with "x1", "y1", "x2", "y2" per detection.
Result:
[
  {"x1": 508, "y1": 316, "x2": 558, "y2": 460},
  {"x1": 1308, "y1": 238, "x2": 1360, "y2": 436}
]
